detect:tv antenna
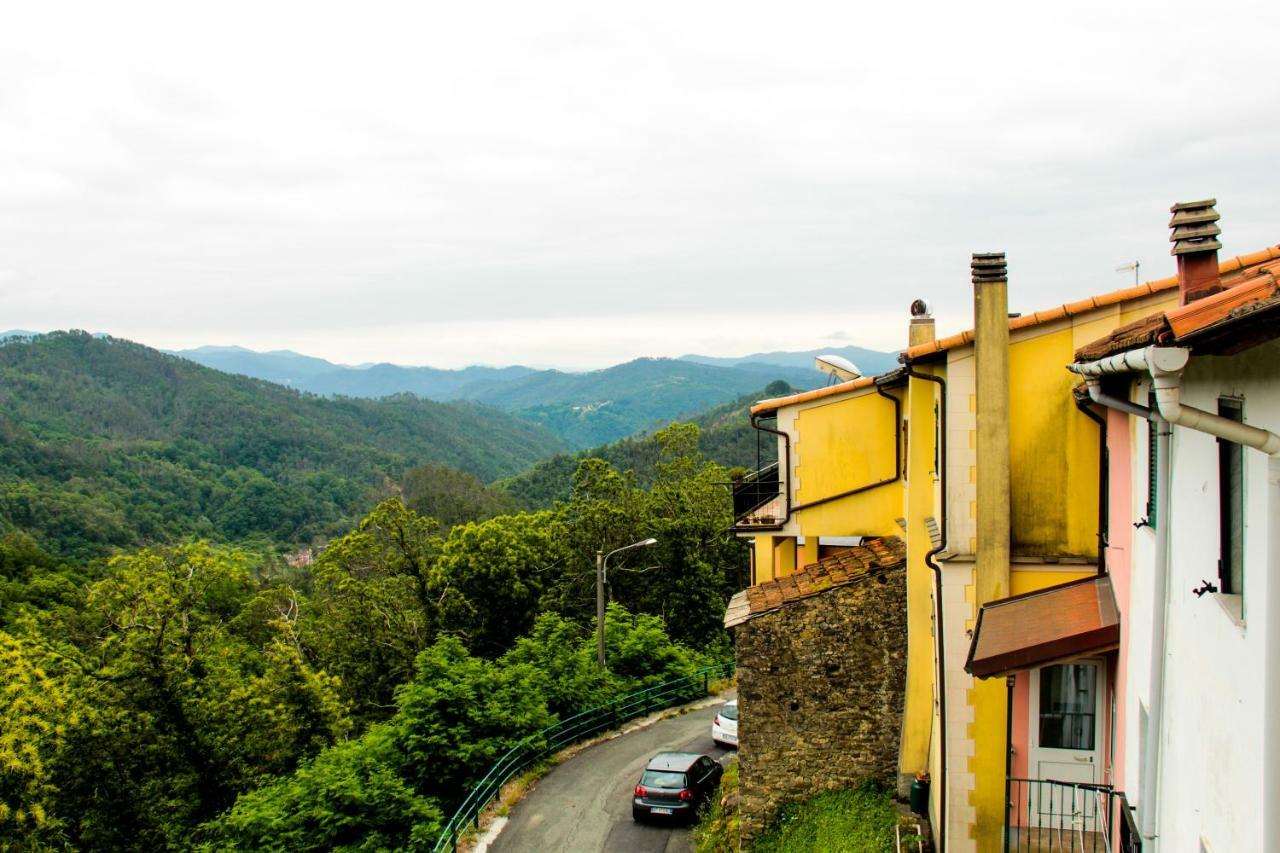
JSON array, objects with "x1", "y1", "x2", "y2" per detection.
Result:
[{"x1": 1116, "y1": 261, "x2": 1140, "y2": 286}]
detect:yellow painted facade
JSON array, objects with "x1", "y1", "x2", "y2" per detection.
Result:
[{"x1": 737, "y1": 286, "x2": 1180, "y2": 851}]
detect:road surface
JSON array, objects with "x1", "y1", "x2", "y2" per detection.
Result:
[{"x1": 489, "y1": 695, "x2": 734, "y2": 853}]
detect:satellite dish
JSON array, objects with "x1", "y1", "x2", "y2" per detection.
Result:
[{"x1": 814, "y1": 354, "x2": 861, "y2": 383}]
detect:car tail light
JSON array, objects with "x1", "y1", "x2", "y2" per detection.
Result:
[
  {"x1": 679, "y1": 789, "x2": 694, "y2": 802},
  {"x1": 634, "y1": 785, "x2": 647, "y2": 798},
  {"x1": 714, "y1": 714, "x2": 723, "y2": 726}
]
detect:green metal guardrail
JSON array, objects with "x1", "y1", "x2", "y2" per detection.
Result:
[{"x1": 432, "y1": 661, "x2": 735, "y2": 853}]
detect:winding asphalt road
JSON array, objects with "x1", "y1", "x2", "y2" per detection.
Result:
[{"x1": 488, "y1": 694, "x2": 734, "y2": 853}]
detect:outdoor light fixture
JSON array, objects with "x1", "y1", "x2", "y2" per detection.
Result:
[{"x1": 596, "y1": 537, "x2": 658, "y2": 669}]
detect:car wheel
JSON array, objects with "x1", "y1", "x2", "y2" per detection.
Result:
[{"x1": 632, "y1": 807, "x2": 644, "y2": 823}]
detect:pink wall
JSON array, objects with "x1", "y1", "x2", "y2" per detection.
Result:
[
  {"x1": 1011, "y1": 673, "x2": 1030, "y2": 779},
  {"x1": 1104, "y1": 406, "x2": 1133, "y2": 789}
]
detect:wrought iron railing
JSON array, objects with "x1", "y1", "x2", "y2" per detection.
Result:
[
  {"x1": 730, "y1": 463, "x2": 785, "y2": 528},
  {"x1": 431, "y1": 661, "x2": 735, "y2": 853},
  {"x1": 1005, "y1": 778, "x2": 1141, "y2": 852}
]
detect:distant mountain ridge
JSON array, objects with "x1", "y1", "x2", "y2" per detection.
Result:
[
  {"x1": 680, "y1": 345, "x2": 900, "y2": 375},
  {"x1": 170, "y1": 345, "x2": 540, "y2": 398},
  {"x1": 171, "y1": 342, "x2": 895, "y2": 449}
]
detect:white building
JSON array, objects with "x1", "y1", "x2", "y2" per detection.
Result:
[{"x1": 1070, "y1": 202, "x2": 1280, "y2": 851}]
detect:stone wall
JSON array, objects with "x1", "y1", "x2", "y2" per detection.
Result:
[{"x1": 735, "y1": 566, "x2": 908, "y2": 842}]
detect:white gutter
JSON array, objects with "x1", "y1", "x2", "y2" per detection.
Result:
[{"x1": 1070, "y1": 345, "x2": 1280, "y2": 850}]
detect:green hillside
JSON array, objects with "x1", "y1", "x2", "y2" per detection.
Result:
[
  {"x1": 461, "y1": 358, "x2": 815, "y2": 448},
  {"x1": 498, "y1": 381, "x2": 789, "y2": 507},
  {"x1": 0, "y1": 332, "x2": 569, "y2": 558}
]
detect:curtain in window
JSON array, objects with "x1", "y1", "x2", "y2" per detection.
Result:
[{"x1": 1038, "y1": 663, "x2": 1097, "y2": 750}]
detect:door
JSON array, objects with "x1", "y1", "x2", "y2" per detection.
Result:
[{"x1": 1028, "y1": 660, "x2": 1106, "y2": 825}]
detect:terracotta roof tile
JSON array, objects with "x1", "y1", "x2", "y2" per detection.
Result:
[
  {"x1": 723, "y1": 536, "x2": 906, "y2": 628},
  {"x1": 1165, "y1": 263, "x2": 1279, "y2": 338},
  {"x1": 903, "y1": 245, "x2": 1280, "y2": 363},
  {"x1": 749, "y1": 374, "x2": 879, "y2": 416},
  {"x1": 1074, "y1": 257, "x2": 1280, "y2": 361}
]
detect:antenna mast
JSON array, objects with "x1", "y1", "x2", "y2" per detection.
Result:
[{"x1": 1116, "y1": 260, "x2": 1140, "y2": 286}]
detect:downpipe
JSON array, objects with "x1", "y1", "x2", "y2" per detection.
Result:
[
  {"x1": 904, "y1": 366, "x2": 947, "y2": 853},
  {"x1": 1070, "y1": 345, "x2": 1280, "y2": 848},
  {"x1": 1266, "y1": 455, "x2": 1280, "y2": 853}
]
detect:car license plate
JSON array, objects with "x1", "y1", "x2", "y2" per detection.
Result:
[{"x1": 651, "y1": 807, "x2": 673, "y2": 815}]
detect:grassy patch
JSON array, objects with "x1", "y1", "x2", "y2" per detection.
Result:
[
  {"x1": 752, "y1": 779, "x2": 898, "y2": 853},
  {"x1": 693, "y1": 756, "x2": 740, "y2": 853}
]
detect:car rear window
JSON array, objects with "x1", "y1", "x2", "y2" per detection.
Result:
[
  {"x1": 720, "y1": 704, "x2": 738, "y2": 721},
  {"x1": 641, "y1": 771, "x2": 687, "y2": 789}
]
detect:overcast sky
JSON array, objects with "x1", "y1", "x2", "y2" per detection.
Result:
[{"x1": 2, "y1": 1, "x2": 1278, "y2": 369}]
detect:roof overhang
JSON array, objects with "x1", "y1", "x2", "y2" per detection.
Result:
[{"x1": 965, "y1": 575, "x2": 1119, "y2": 679}]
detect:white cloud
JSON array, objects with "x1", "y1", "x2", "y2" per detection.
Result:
[{"x1": 1, "y1": 0, "x2": 1278, "y2": 368}]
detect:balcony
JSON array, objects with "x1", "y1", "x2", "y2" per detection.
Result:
[
  {"x1": 730, "y1": 463, "x2": 787, "y2": 531},
  {"x1": 1005, "y1": 778, "x2": 1141, "y2": 853}
]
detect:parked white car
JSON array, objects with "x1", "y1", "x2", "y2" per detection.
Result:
[{"x1": 711, "y1": 699, "x2": 738, "y2": 748}]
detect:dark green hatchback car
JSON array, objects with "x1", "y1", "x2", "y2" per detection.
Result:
[{"x1": 632, "y1": 752, "x2": 723, "y2": 823}]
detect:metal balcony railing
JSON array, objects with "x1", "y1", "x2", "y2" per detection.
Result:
[
  {"x1": 730, "y1": 462, "x2": 786, "y2": 529},
  {"x1": 1005, "y1": 778, "x2": 1141, "y2": 852}
]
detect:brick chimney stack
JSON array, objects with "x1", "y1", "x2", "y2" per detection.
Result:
[{"x1": 1170, "y1": 199, "x2": 1224, "y2": 304}]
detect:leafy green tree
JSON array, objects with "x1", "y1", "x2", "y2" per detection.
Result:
[
  {"x1": 0, "y1": 532, "x2": 82, "y2": 629},
  {"x1": 0, "y1": 632, "x2": 71, "y2": 847},
  {"x1": 201, "y1": 725, "x2": 442, "y2": 853},
  {"x1": 393, "y1": 636, "x2": 555, "y2": 803},
  {"x1": 500, "y1": 612, "x2": 610, "y2": 717},
  {"x1": 432, "y1": 511, "x2": 571, "y2": 655},
  {"x1": 302, "y1": 500, "x2": 441, "y2": 721},
  {"x1": 41, "y1": 543, "x2": 350, "y2": 849},
  {"x1": 401, "y1": 463, "x2": 520, "y2": 530}
]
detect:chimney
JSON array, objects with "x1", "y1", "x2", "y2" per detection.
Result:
[
  {"x1": 970, "y1": 251, "x2": 1012, "y2": 848},
  {"x1": 972, "y1": 252, "x2": 1010, "y2": 604},
  {"x1": 1170, "y1": 198, "x2": 1224, "y2": 304},
  {"x1": 908, "y1": 298, "x2": 935, "y2": 348}
]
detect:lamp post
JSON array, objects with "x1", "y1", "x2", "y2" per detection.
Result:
[{"x1": 596, "y1": 537, "x2": 657, "y2": 669}]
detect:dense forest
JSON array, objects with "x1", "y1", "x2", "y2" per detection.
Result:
[
  {"x1": 0, "y1": 333, "x2": 568, "y2": 559},
  {"x1": 498, "y1": 381, "x2": 790, "y2": 508},
  {"x1": 0, "y1": 422, "x2": 743, "y2": 850}
]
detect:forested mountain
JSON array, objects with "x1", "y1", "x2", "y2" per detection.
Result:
[
  {"x1": 175, "y1": 345, "x2": 538, "y2": 398},
  {"x1": 457, "y1": 358, "x2": 815, "y2": 448},
  {"x1": 680, "y1": 344, "x2": 899, "y2": 375},
  {"x1": 0, "y1": 332, "x2": 568, "y2": 558},
  {"x1": 499, "y1": 381, "x2": 788, "y2": 507},
  {"x1": 175, "y1": 347, "x2": 824, "y2": 448}
]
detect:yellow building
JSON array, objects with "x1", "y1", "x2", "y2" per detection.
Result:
[{"x1": 729, "y1": 247, "x2": 1276, "y2": 850}]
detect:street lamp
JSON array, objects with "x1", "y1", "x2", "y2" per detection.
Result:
[{"x1": 596, "y1": 537, "x2": 658, "y2": 669}]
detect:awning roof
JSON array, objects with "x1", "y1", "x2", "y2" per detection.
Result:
[{"x1": 965, "y1": 575, "x2": 1119, "y2": 679}]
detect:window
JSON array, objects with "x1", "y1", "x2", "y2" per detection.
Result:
[
  {"x1": 641, "y1": 771, "x2": 686, "y2": 789},
  {"x1": 1038, "y1": 662, "x2": 1098, "y2": 751},
  {"x1": 1218, "y1": 398, "x2": 1244, "y2": 596}
]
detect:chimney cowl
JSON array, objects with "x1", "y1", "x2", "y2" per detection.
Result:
[
  {"x1": 1169, "y1": 199, "x2": 1222, "y2": 256},
  {"x1": 1169, "y1": 199, "x2": 1225, "y2": 304},
  {"x1": 971, "y1": 252, "x2": 1007, "y2": 284}
]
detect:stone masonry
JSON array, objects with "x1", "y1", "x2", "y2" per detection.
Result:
[{"x1": 729, "y1": 541, "x2": 908, "y2": 842}]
